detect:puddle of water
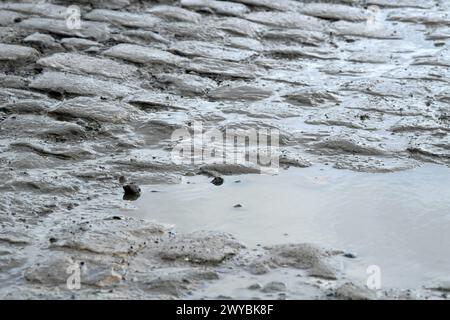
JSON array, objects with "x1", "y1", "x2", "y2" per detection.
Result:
[{"x1": 127, "y1": 164, "x2": 450, "y2": 289}]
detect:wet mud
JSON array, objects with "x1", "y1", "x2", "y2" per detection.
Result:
[{"x1": 1, "y1": 0, "x2": 450, "y2": 299}]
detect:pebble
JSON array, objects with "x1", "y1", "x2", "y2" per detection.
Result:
[
  {"x1": 123, "y1": 183, "x2": 141, "y2": 195},
  {"x1": 211, "y1": 177, "x2": 224, "y2": 186}
]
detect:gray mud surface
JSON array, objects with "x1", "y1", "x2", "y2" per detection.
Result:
[{"x1": 1, "y1": 0, "x2": 450, "y2": 299}]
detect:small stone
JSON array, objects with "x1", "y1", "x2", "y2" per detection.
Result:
[
  {"x1": 123, "y1": 183, "x2": 141, "y2": 201},
  {"x1": 343, "y1": 253, "x2": 357, "y2": 259},
  {"x1": 211, "y1": 177, "x2": 224, "y2": 186},
  {"x1": 233, "y1": 204, "x2": 242, "y2": 208}
]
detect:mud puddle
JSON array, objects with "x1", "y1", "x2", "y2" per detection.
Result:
[{"x1": 125, "y1": 164, "x2": 450, "y2": 290}]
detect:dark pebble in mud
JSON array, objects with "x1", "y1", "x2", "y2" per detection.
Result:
[
  {"x1": 234, "y1": 204, "x2": 242, "y2": 208},
  {"x1": 343, "y1": 253, "x2": 357, "y2": 259},
  {"x1": 211, "y1": 177, "x2": 224, "y2": 186},
  {"x1": 123, "y1": 193, "x2": 140, "y2": 201},
  {"x1": 359, "y1": 114, "x2": 370, "y2": 121},
  {"x1": 123, "y1": 183, "x2": 141, "y2": 195},
  {"x1": 123, "y1": 183, "x2": 141, "y2": 201}
]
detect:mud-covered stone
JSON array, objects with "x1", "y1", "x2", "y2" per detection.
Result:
[
  {"x1": 0, "y1": 43, "x2": 39, "y2": 61},
  {"x1": 245, "y1": 11, "x2": 326, "y2": 31},
  {"x1": 0, "y1": 10, "x2": 23, "y2": 26},
  {"x1": 300, "y1": 3, "x2": 370, "y2": 22},
  {"x1": 29, "y1": 71, "x2": 134, "y2": 98},
  {"x1": 181, "y1": 0, "x2": 250, "y2": 17},
  {"x1": 208, "y1": 85, "x2": 272, "y2": 101},
  {"x1": 264, "y1": 243, "x2": 337, "y2": 279},
  {"x1": 157, "y1": 231, "x2": 244, "y2": 264},
  {"x1": 186, "y1": 57, "x2": 258, "y2": 79},
  {"x1": 49, "y1": 217, "x2": 167, "y2": 255},
  {"x1": 170, "y1": 40, "x2": 255, "y2": 62},
  {"x1": 18, "y1": 18, "x2": 111, "y2": 41},
  {"x1": 232, "y1": 0, "x2": 293, "y2": 11},
  {"x1": 0, "y1": 114, "x2": 86, "y2": 140},
  {"x1": 0, "y1": 3, "x2": 67, "y2": 19},
  {"x1": 85, "y1": 9, "x2": 161, "y2": 28},
  {"x1": 218, "y1": 17, "x2": 266, "y2": 37},
  {"x1": 284, "y1": 89, "x2": 340, "y2": 107},
  {"x1": 147, "y1": 5, "x2": 201, "y2": 23},
  {"x1": 0, "y1": 224, "x2": 32, "y2": 245},
  {"x1": 331, "y1": 21, "x2": 402, "y2": 39},
  {"x1": 24, "y1": 252, "x2": 125, "y2": 288},
  {"x1": 103, "y1": 44, "x2": 188, "y2": 66},
  {"x1": 312, "y1": 135, "x2": 387, "y2": 156},
  {"x1": 262, "y1": 29, "x2": 326, "y2": 46},
  {"x1": 388, "y1": 10, "x2": 450, "y2": 25},
  {"x1": 24, "y1": 32, "x2": 63, "y2": 52},
  {"x1": 156, "y1": 73, "x2": 217, "y2": 96},
  {"x1": 261, "y1": 281, "x2": 287, "y2": 293},
  {"x1": 0, "y1": 99, "x2": 53, "y2": 114},
  {"x1": 367, "y1": 0, "x2": 434, "y2": 8},
  {"x1": 10, "y1": 141, "x2": 96, "y2": 160},
  {"x1": 200, "y1": 164, "x2": 261, "y2": 176},
  {"x1": 37, "y1": 53, "x2": 138, "y2": 78},
  {"x1": 136, "y1": 268, "x2": 219, "y2": 297},
  {"x1": 48, "y1": 97, "x2": 139, "y2": 123},
  {"x1": 335, "y1": 282, "x2": 377, "y2": 300},
  {"x1": 265, "y1": 45, "x2": 338, "y2": 60},
  {"x1": 61, "y1": 38, "x2": 101, "y2": 51}
]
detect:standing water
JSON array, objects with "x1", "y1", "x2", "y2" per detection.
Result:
[{"x1": 127, "y1": 164, "x2": 450, "y2": 290}]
